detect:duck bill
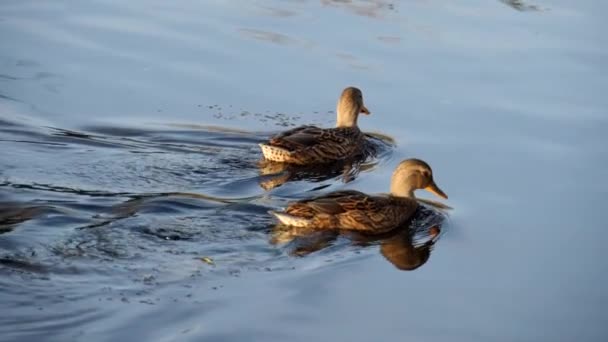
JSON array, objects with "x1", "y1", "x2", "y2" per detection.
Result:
[
  {"x1": 425, "y1": 182, "x2": 448, "y2": 199},
  {"x1": 360, "y1": 105, "x2": 370, "y2": 115}
]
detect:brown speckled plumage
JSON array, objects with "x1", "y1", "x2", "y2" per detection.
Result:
[
  {"x1": 259, "y1": 87, "x2": 370, "y2": 164},
  {"x1": 271, "y1": 159, "x2": 448, "y2": 233},
  {"x1": 283, "y1": 190, "x2": 418, "y2": 232}
]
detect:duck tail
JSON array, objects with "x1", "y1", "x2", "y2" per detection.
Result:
[
  {"x1": 269, "y1": 210, "x2": 312, "y2": 227},
  {"x1": 259, "y1": 143, "x2": 292, "y2": 162}
]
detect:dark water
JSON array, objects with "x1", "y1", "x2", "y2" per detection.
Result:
[{"x1": 1, "y1": 0, "x2": 607, "y2": 341}]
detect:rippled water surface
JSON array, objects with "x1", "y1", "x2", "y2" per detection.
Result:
[{"x1": 1, "y1": 0, "x2": 607, "y2": 341}]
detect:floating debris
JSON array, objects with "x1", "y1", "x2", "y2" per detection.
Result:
[{"x1": 200, "y1": 256, "x2": 215, "y2": 266}]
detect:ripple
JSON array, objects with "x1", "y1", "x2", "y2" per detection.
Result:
[
  {"x1": 0, "y1": 112, "x2": 420, "y2": 341},
  {"x1": 0, "y1": 118, "x2": 397, "y2": 285},
  {"x1": 238, "y1": 28, "x2": 306, "y2": 46},
  {"x1": 500, "y1": 0, "x2": 544, "y2": 12}
]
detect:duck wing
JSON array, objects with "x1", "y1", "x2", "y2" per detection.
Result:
[
  {"x1": 286, "y1": 190, "x2": 385, "y2": 217},
  {"x1": 269, "y1": 125, "x2": 327, "y2": 151}
]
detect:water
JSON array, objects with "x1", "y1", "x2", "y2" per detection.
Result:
[{"x1": 1, "y1": 0, "x2": 607, "y2": 341}]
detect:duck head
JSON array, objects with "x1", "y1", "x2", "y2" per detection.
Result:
[
  {"x1": 390, "y1": 159, "x2": 447, "y2": 199},
  {"x1": 336, "y1": 87, "x2": 370, "y2": 127}
]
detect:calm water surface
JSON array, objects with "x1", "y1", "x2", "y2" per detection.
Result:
[{"x1": 1, "y1": 0, "x2": 607, "y2": 341}]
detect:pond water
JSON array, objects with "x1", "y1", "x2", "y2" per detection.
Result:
[{"x1": 1, "y1": 0, "x2": 607, "y2": 341}]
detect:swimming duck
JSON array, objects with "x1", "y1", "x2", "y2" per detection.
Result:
[
  {"x1": 270, "y1": 159, "x2": 448, "y2": 233},
  {"x1": 259, "y1": 87, "x2": 370, "y2": 164}
]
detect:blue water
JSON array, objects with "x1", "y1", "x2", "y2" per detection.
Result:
[{"x1": 1, "y1": 0, "x2": 607, "y2": 341}]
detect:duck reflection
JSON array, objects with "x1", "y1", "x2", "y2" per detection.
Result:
[
  {"x1": 270, "y1": 205, "x2": 445, "y2": 271},
  {"x1": 258, "y1": 156, "x2": 366, "y2": 190},
  {"x1": 379, "y1": 225, "x2": 439, "y2": 271},
  {"x1": 0, "y1": 203, "x2": 59, "y2": 234}
]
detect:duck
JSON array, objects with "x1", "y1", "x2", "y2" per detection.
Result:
[
  {"x1": 270, "y1": 159, "x2": 448, "y2": 233},
  {"x1": 259, "y1": 87, "x2": 370, "y2": 165}
]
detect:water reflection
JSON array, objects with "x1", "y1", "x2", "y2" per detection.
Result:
[
  {"x1": 238, "y1": 28, "x2": 306, "y2": 46},
  {"x1": 258, "y1": 158, "x2": 363, "y2": 190},
  {"x1": 254, "y1": 5, "x2": 298, "y2": 18},
  {"x1": 320, "y1": 0, "x2": 397, "y2": 19},
  {"x1": 379, "y1": 225, "x2": 439, "y2": 271},
  {"x1": 499, "y1": 0, "x2": 542, "y2": 11},
  {"x1": 0, "y1": 204, "x2": 53, "y2": 234},
  {"x1": 377, "y1": 36, "x2": 401, "y2": 44}
]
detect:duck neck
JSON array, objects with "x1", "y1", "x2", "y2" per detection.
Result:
[
  {"x1": 390, "y1": 174, "x2": 418, "y2": 198},
  {"x1": 390, "y1": 184, "x2": 415, "y2": 198},
  {"x1": 336, "y1": 111, "x2": 358, "y2": 128}
]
